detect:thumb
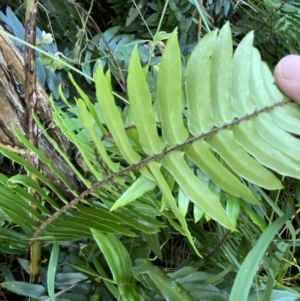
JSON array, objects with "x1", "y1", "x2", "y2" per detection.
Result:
[{"x1": 274, "y1": 54, "x2": 300, "y2": 104}]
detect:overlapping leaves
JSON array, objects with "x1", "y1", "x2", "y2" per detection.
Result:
[{"x1": 0, "y1": 22, "x2": 299, "y2": 255}]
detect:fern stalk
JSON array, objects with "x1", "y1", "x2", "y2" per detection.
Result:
[{"x1": 24, "y1": 0, "x2": 41, "y2": 291}]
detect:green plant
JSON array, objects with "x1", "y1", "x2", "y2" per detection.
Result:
[{"x1": 0, "y1": 19, "x2": 300, "y2": 299}]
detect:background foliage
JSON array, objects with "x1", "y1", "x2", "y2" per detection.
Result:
[{"x1": 0, "y1": 1, "x2": 300, "y2": 300}]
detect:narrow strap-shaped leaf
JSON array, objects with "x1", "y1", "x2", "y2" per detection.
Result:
[
  {"x1": 233, "y1": 121, "x2": 300, "y2": 179},
  {"x1": 255, "y1": 114, "x2": 300, "y2": 160},
  {"x1": 47, "y1": 240, "x2": 59, "y2": 301},
  {"x1": 186, "y1": 140, "x2": 259, "y2": 204},
  {"x1": 32, "y1": 108, "x2": 91, "y2": 188},
  {"x1": 231, "y1": 31, "x2": 255, "y2": 117},
  {"x1": 53, "y1": 107, "x2": 103, "y2": 180},
  {"x1": 7, "y1": 175, "x2": 56, "y2": 214},
  {"x1": 132, "y1": 259, "x2": 196, "y2": 301},
  {"x1": 95, "y1": 64, "x2": 141, "y2": 164},
  {"x1": 156, "y1": 29, "x2": 188, "y2": 146},
  {"x1": 208, "y1": 129, "x2": 283, "y2": 189},
  {"x1": 74, "y1": 205, "x2": 162, "y2": 234},
  {"x1": 148, "y1": 161, "x2": 201, "y2": 257},
  {"x1": 68, "y1": 72, "x2": 107, "y2": 134},
  {"x1": 53, "y1": 216, "x2": 137, "y2": 237},
  {"x1": 76, "y1": 99, "x2": 120, "y2": 173},
  {"x1": 162, "y1": 152, "x2": 235, "y2": 230},
  {"x1": 0, "y1": 173, "x2": 52, "y2": 215},
  {"x1": 128, "y1": 46, "x2": 165, "y2": 155},
  {"x1": 250, "y1": 48, "x2": 273, "y2": 108},
  {"x1": 261, "y1": 61, "x2": 284, "y2": 103},
  {"x1": 0, "y1": 147, "x2": 68, "y2": 204},
  {"x1": 178, "y1": 188, "x2": 189, "y2": 217},
  {"x1": 186, "y1": 30, "x2": 217, "y2": 135},
  {"x1": 210, "y1": 22, "x2": 235, "y2": 126},
  {"x1": 91, "y1": 230, "x2": 134, "y2": 284},
  {"x1": 271, "y1": 105, "x2": 300, "y2": 135},
  {"x1": 229, "y1": 215, "x2": 289, "y2": 301},
  {"x1": 111, "y1": 175, "x2": 156, "y2": 211}
]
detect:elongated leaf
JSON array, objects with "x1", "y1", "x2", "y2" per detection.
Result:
[
  {"x1": 186, "y1": 140, "x2": 259, "y2": 204},
  {"x1": 0, "y1": 282, "x2": 44, "y2": 298},
  {"x1": 156, "y1": 29, "x2": 188, "y2": 146},
  {"x1": 111, "y1": 175, "x2": 156, "y2": 211},
  {"x1": 128, "y1": 46, "x2": 165, "y2": 155},
  {"x1": 233, "y1": 121, "x2": 300, "y2": 179},
  {"x1": 76, "y1": 99, "x2": 119, "y2": 173},
  {"x1": 210, "y1": 22, "x2": 235, "y2": 125},
  {"x1": 48, "y1": 240, "x2": 59, "y2": 301},
  {"x1": 94, "y1": 65, "x2": 141, "y2": 164},
  {"x1": 133, "y1": 259, "x2": 196, "y2": 301},
  {"x1": 163, "y1": 152, "x2": 235, "y2": 230},
  {"x1": 231, "y1": 30, "x2": 255, "y2": 117},
  {"x1": 186, "y1": 30, "x2": 217, "y2": 134},
  {"x1": 229, "y1": 215, "x2": 290, "y2": 301},
  {"x1": 208, "y1": 130, "x2": 283, "y2": 189},
  {"x1": 91, "y1": 230, "x2": 134, "y2": 284}
]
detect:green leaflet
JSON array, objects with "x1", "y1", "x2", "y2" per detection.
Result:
[
  {"x1": 225, "y1": 195, "x2": 241, "y2": 228},
  {"x1": 91, "y1": 231, "x2": 133, "y2": 283},
  {"x1": 250, "y1": 48, "x2": 273, "y2": 108},
  {"x1": 111, "y1": 175, "x2": 156, "y2": 211},
  {"x1": 68, "y1": 72, "x2": 107, "y2": 134},
  {"x1": 231, "y1": 30, "x2": 255, "y2": 117},
  {"x1": 148, "y1": 161, "x2": 202, "y2": 257},
  {"x1": 128, "y1": 46, "x2": 165, "y2": 155},
  {"x1": 186, "y1": 30, "x2": 217, "y2": 135},
  {"x1": 233, "y1": 121, "x2": 300, "y2": 179},
  {"x1": 0, "y1": 147, "x2": 68, "y2": 204},
  {"x1": 52, "y1": 215, "x2": 137, "y2": 237},
  {"x1": 162, "y1": 152, "x2": 235, "y2": 230},
  {"x1": 229, "y1": 215, "x2": 290, "y2": 301},
  {"x1": 186, "y1": 140, "x2": 259, "y2": 204},
  {"x1": 133, "y1": 259, "x2": 196, "y2": 301},
  {"x1": 47, "y1": 240, "x2": 59, "y2": 301},
  {"x1": 7, "y1": 175, "x2": 56, "y2": 214},
  {"x1": 255, "y1": 114, "x2": 300, "y2": 160},
  {"x1": 272, "y1": 106, "x2": 300, "y2": 135},
  {"x1": 94, "y1": 64, "x2": 141, "y2": 164},
  {"x1": 208, "y1": 129, "x2": 283, "y2": 189},
  {"x1": 261, "y1": 61, "x2": 284, "y2": 104},
  {"x1": 210, "y1": 22, "x2": 235, "y2": 126},
  {"x1": 76, "y1": 99, "x2": 120, "y2": 173},
  {"x1": 156, "y1": 29, "x2": 188, "y2": 146}
]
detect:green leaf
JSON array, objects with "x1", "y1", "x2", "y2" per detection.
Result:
[
  {"x1": 186, "y1": 30, "x2": 217, "y2": 135},
  {"x1": 111, "y1": 175, "x2": 156, "y2": 211},
  {"x1": 148, "y1": 161, "x2": 202, "y2": 257},
  {"x1": 94, "y1": 64, "x2": 141, "y2": 164},
  {"x1": 208, "y1": 130, "x2": 283, "y2": 189},
  {"x1": 132, "y1": 259, "x2": 196, "y2": 301},
  {"x1": 76, "y1": 99, "x2": 119, "y2": 174},
  {"x1": 48, "y1": 240, "x2": 59, "y2": 301},
  {"x1": 92, "y1": 231, "x2": 134, "y2": 284},
  {"x1": 0, "y1": 281, "x2": 44, "y2": 298},
  {"x1": 229, "y1": 215, "x2": 290, "y2": 301},
  {"x1": 128, "y1": 46, "x2": 165, "y2": 155},
  {"x1": 186, "y1": 140, "x2": 259, "y2": 204},
  {"x1": 210, "y1": 22, "x2": 235, "y2": 126},
  {"x1": 156, "y1": 29, "x2": 188, "y2": 146},
  {"x1": 163, "y1": 152, "x2": 235, "y2": 230},
  {"x1": 233, "y1": 121, "x2": 300, "y2": 179},
  {"x1": 231, "y1": 30, "x2": 255, "y2": 117}
]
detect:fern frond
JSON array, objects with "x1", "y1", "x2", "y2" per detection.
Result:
[{"x1": 28, "y1": 22, "x2": 300, "y2": 255}]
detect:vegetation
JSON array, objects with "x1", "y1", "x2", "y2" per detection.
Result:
[{"x1": 0, "y1": 1, "x2": 300, "y2": 300}]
